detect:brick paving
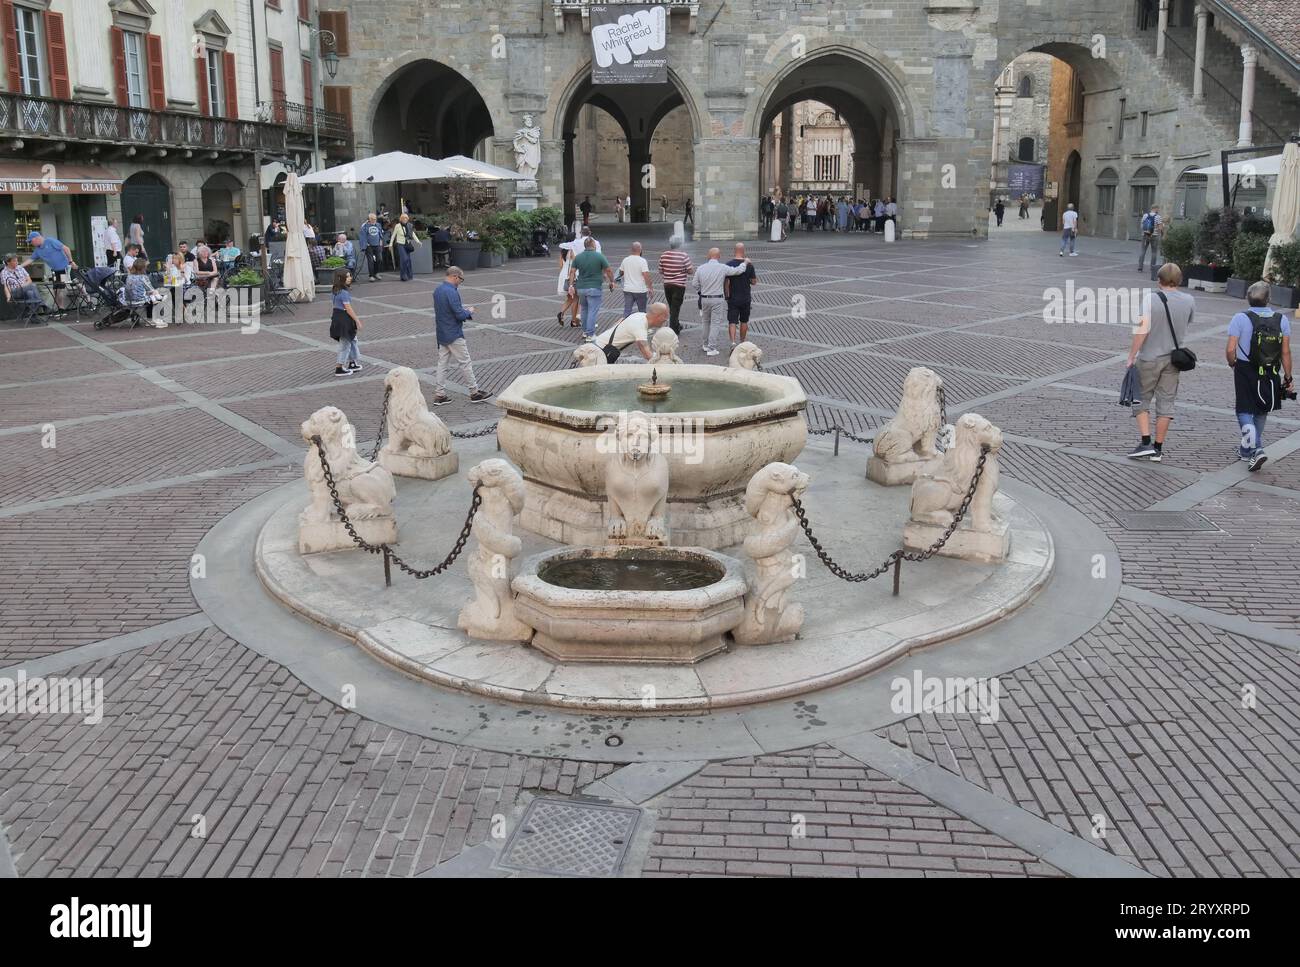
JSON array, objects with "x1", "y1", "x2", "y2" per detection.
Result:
[{"x1": 1, "y1": 227, "x2": 1298, "y2": 877}]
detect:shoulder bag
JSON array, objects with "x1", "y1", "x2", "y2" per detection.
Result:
[{"x1": 1156, "y1": 292, "x2": 1196, "y2": 371}]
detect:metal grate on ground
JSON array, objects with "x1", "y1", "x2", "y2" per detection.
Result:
[{"x1": 496, "y1": 798, "x2": 641, "y2": 877}]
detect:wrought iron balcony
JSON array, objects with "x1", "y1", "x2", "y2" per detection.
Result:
[
  {"x1": 0, "y1": 91, "x2": 286, "y2": 155},
  {"x1": 279, "y1": 100, "x2": 352, "y2": 143}
]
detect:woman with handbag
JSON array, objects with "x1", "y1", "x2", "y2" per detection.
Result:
[
  {"x1": 1125, "y1": 263, "x2": 1196, "y2": 463},
  {"x1": 390, "y1": 214, "x2": 421, "y2": 282},
  {"x1": 329, "y1": 268, "x2": 363, "y2": 377}
]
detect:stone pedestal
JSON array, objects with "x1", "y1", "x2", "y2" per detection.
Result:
[
  {"x1": 515, "y1": 180, "x2": 541, "y2": 211},
  {"x1": 866, "y1": 453, "x2": 943, "y2": 487},
  {"x1": 518, "y1": 484, "x2": 750, "y2": 551},
  {"x1": 298, "y1": 514, "x2": 397, "y2": 555},
  {"x1": 378, "y1": 449, "x2": 459, "y2": 482},
  {"x1": 903, "y1": 517, "x2": 1010, "y2": 564}
]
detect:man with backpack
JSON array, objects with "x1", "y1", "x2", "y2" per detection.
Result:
[
  {"x1": 1226, "y1": 281, "x2": 1293, "y2": 471},
  {"x1": 1125, "y1": 263, "x2": 1195, "y2": 462},
  {"x1": 1138, "y1": 205, "x2": 1163, "y2": 274}
]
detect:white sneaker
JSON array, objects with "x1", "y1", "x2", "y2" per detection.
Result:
[
  {"x1": 703, "y1": 346, "x2": 720, "y2": 357},
  {"x1": 1069, "y1": 252, "x2": 1078, "y2": 257}
]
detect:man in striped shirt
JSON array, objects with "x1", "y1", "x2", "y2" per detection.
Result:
[{"x1": 657, "y1": 236, "x2": 694, "y2": 335}]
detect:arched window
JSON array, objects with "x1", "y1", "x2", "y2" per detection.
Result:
[
  {"x1": 1017, "y1": 137, "x2": 1036, "y2": 162},
  {"x1": 1017, "y1": 75, "x2": 1033, "y2": 98}
]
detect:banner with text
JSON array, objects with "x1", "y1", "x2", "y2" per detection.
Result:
[{"x1": 590, "y1": 5, "x2": 668, "y2": 84}]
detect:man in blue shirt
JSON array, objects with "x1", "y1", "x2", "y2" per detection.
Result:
[
  {"x1": 1226, "y1": 280, "x2": 1293, "y2": 471},
  {"x1": 359, "y1": 212, "x2": 385, "y2": 282},
  {"x1": 432, "y1": 265, "x2": 490, "y2": 405},
  {"x1": 23, "y1": 231, "x2": 75, "y2": 311}
]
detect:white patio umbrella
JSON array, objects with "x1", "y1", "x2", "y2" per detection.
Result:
[
  {"x1": 1188, "y1": 153, "x2": 1284, "y2": 177},
  {"x1": 298, "y1": 151, "x2": 456, "y2": 185},
  {"x1": 282, "y1": 172, "x2": 315, "y2": 303},
  {"x1": 1264, "y1": 142, "x2": 1300, "y2": 281},
  {"x1": 438, "y1": 155, "x2": 530, "y2": 181}
]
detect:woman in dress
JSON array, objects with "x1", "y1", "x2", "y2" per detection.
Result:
[
  {"x1": 556, "y1": 232, "x2": 582, "y2": 327},
  {"x1": 128, "y1": 215, "x2": 147, "y2": 263}
]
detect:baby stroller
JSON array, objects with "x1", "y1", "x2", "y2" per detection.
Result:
[{"x1": 84, "y1": 266, "x2": 142, "y2": 330}]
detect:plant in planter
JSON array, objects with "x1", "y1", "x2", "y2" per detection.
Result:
[
  {"x1": 444, "y1": 179, "x2": 498, "y2": 270},
  {"x1": 477, "y1": 234, "x2": 509, "y2": 268},
  {"x1": 222, "y1": 267, "x2": 264, "y2": 322},
  {"x1": 1228, "y1": 232, "x2": 1270, "y2": 299},
  {"x1": 1186, "y1": 208, "x2": 1237, "y2": 289},
  {"x1": 322, "y1": 255, "x2": 346, "y2": 269},
  {"x1": 224, "y1": 268, "x2": 264, "y2": 288},
  {"x1": 1241, "y1": 212, "x2": 1274, "y2": 237},
  {"x1": 1159, "y1": 223, "x2": 1195, "y2": 284},
  {"x1": 485, "y1": 210, "x2": 533, "y2": 258},
  {"x1": 1267, "y1": 239, "x2": 1300, "y2": 309}
]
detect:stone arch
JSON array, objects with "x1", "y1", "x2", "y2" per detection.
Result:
[
  {"x1": 360, "y1": 55, "x2": 505, "y2": 157},
  {"x1": 550, "y1": 62, "x2": 703, "y2": 144}
]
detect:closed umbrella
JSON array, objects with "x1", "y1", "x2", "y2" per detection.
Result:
[
  {"x1": 282, "y1": 172, "x2": 315, "y2": 303},
  {"x1": 1264, "y1": 141, "x2": 1300, "y2": 282}
]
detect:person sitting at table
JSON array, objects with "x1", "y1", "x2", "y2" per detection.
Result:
[
  {"x1": 22, "y1": 231, "x2": 76, "y2": 312},
  {"x1": 124, "y1": 259, "x2": 164, "y2": 327},
  {"x1": 178, "y1": 240, "x2": 194, "y2": 263},
  {"x1": 1, "y1": 253, "x2": 44, "y2": 318},
  {"x1": 163, "y1": 252, "x2": 192, "y2": 287},
  {"x1": 122, "y1": 243, "x2": 142, "y2": 272},
  {"x1": 308, "y1": 240, "x2": 327, "y2": 271},
  {"x1": 333, "y1": 233, "x2": 357, "y2": 271},
  {"x1": 216, "y1": 239, "x2": 241, "y2": 265},
  {"x1": 192, "y1": 245, "x2": 219, "y2": 290}
]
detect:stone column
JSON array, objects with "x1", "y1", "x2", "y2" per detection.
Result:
[
  {"x1": 1237, "y1": 44, "x2": 1258, "y2": 147},
  {"x1": 627, "y1": 136, "x2": 650, "y2": 222},
  {"x1": 693, "y1": 137, "x2": 760, "y2": 238},
  {"x1": 878, "y1": 146, "x2": 894, "y2": 200},
  {"x1": 1156, "y1": 0, "x2": 1170, "y2": 61},
  {"x1": 1193, "y1": 4, "x2": 1209, "y2": 102},
  {"x1": 562, "y1": 131, "x2": 576, "y2": 224}
]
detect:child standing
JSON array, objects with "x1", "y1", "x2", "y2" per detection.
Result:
[{"x1": 330, "y1": 268, "x2": 362, "y2": 377}]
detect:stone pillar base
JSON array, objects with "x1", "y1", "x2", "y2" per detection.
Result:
[
  {"x1": 378, "y1": 449, "x2": 459, "y2": 482},
  {"x1": 902, "y1": 517, "x2": 1010, "y2": 564},
  {"x1": 866, "y1": 454, "x2": 943, "y2": 487},
  {"x1": 518, "y1": 481, "x2": 750, "y2": 550},
  {"x1": 298, "y1": 514, "x2": 397, "y2": 554}
]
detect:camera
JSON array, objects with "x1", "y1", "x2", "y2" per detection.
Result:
[{"x1": 1285, "y1": 378, "x2": 1298, "y2": 402}]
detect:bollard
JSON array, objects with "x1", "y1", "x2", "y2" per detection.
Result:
[
  {"x1": 834, "y1": 427, "x2": 841, "y2": 457},
  {"x1": 383, "y1": 546, "x2": 392, "y2": 587},
  {"x1": 892, "y1": 555, "x2": 901, "y2": 596}
]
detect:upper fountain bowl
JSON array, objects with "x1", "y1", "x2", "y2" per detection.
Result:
[{"x1": 495, "y1": 364, "x2": 808, "y2": 548}]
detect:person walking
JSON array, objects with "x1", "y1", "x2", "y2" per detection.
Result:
[
  {"x1": 1227, "y1": 280, "x2": 1293, "y2": 471},
  {"x1": 103, "y1": 218, "x2": 122, "y2": 268},
  {"x1": 128, "y1": 214, "x2": 147, "y2": 263},
  {"x1": 874, "y1": 198, "x2": 887, "y2": 234},
  {"x1": 886, "y1": 197, "x2": 898, "y2": 231},
  {"x1": 807, "y1": 196, "x2": 818, "y2": 232},
  {"x1": 615, "y1": 196, "x2": 624, "y2": 223},
  {"x1": 657, "y1": 236, "x2": 694, "y2": 335},
  {"x1": 725, "y1": 242, "x2": 758, "y2": 348},
  {"x1": 594, "y1": 302, "x2": 670, "y2": 362},
  {"x1": 359, "y1": 212, "x2": 385, "y2": 281},
  {"x1": 617, "y1": 241, "x2": 652, "y2": 316},
  {"x1": 432, "y1": 265, "x2": 491, "y2": 405},
  {"x1": 390, "y1": 213, "x2": 420, "y2": 282},
  {"x1": 329, "y1": 268, "x2": 363, "y2": 377},
  {"x1": 568, "y1": 236, "x2": 614, "y2": 340},
  {"x1": 1137, "y1": 204, "x2": 1163, "y2": 274},
  {"x1": 1019, "y1": 195, "x2": 1030, "y2": 220},
  {"x1": 994, "y1": 198, "x2": 1006, "y2": 227},
  {"x1": 1060, "y1": 203, "x2": 1079, "y2": 257},
  {"x1": 1125, "y1": 263, "x2": 1195, "y2": 462},
  {"x1": 773, "y1": 199, "x2": 789, "y2": 242},
  {"x1": 684, "y1": 198, "x2": 694, "y2": 228},
  {"x1": 22, "y1": 231, "x2": 75, "y2": 312},
  {"x1": 691, "y1": 247, "x2": 751, "y2": 357},
  {"x1": 580, "y1": 196, "x2": 593, "y2": 226}
]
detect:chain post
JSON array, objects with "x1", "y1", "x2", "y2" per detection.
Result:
[
  {"x1": 383, "y1": 546, "x2": 392, "y2": 587},
  {"x1": 371, "y1": 386, "x2": 392, "y2": 462},
  {"x1": 834, "y1": 427, "x2": 841, "y2": 457},
  {"x1": 892, "y1": 555, "x2": 901, "y2": 596}
]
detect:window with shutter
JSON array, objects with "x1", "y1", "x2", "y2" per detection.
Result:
[
  {"x1": 268, "y1": 46, "x2": 285, "y2": 123},
  {"x1": 44, "y1": 10, "x2": 68, "y2": 99},
  {"x1": 122, "y1": 29, "x2": 145, "y2": 107},
  {"x1": 222, "y1": 50, "x2": 238, "y2": 119},
  {"x1": 298, "y1": 0, "x2": 309, "y2": 22},
  {"x1": 318, "y1": 11, "x2": 348, "y2": 56},
  {"x1": 301, "y1": 57, "x2": 312, "y2": 111},
  {"x1": 195, "y1": 54, "x2": 210, "y2": 115},
  {"x1": 323, "y1": 85, "x2": 351, "y2": 129},
  {"x1": 2, "y1": 0, "x2": 20, "y2": 94},
  {"x1": 12, "y1": 3, "x2": 46, "y2": 96},
  {"x1": 146, "y1": 33, "x2": 165, "y2": 110},
  {"x1": 111, "y1": 26, "x2": 129, "y2": 106}
]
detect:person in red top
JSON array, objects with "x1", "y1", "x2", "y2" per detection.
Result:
[{"x1": 657, "y1": 236, "x2": 694, "y2": 335}]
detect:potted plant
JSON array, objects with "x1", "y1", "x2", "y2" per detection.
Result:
[
  {"x1": 1228, "y1": 232, "x2": 1270, "y2": 299},
  {"x1": 444, "y1": 179, "x2": 498, "y2": 270},
  {"x1": 318, "y1": 254, "x2": 345, "y2": 285},
  {"x1": 223, "y1": 267, "x2": 264, "y2": 322},
  {"x1": 477, "y1": 234, "x2": 508, "y2": 268},
  {"x1": 1186, "y1": 208, "x2": 1237, "y2": 290},
  {"x1": 1159, "y1": 223, "x2": 1195, "y2": 285},
  {"x1": 1267, "y1": 239, "x2": 1300, "y2": 309}
]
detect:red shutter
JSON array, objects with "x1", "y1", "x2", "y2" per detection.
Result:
[
  {"x1": 301, "y1": 57, "x2": 312, "y2": 111},
  {"x1": 44, "y1": 11, "x2": 69, "y2": 99},
  {"x1": 111, "y1": 26, "x2": 128, "y2": 106},
  {"x1": 222, "y1": 50, "x2": 237, "y2": 118},
  {"x1": 298, "y1": 0, "x2": 309, "y2": 22},
  {"x1": 195, "y1": 54, "x2": 209, "y2": 116},
  {"x1": 268, "y1": 47, "x2": 285, "y2": 123},
  {"x1": 2, "y1": 1, "x2": 20, "y2": 94},
  {"x1": 319, "y1": 12, "x2": 349, "y2": 56},
  {"x1": 323, "y1": 85, "x2": 351, "y2": 129},
  {"x1": 145, "y1": 32, "x2": 165, "y2": 110}
]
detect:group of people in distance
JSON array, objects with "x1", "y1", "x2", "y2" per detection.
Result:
[{"x1": 760, "y1": 194, "x2": 896, "y2": 238}]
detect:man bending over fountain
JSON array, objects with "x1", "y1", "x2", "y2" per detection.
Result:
[{"x1": 593, "y1": 302, "x2": 670, "y2": 362}]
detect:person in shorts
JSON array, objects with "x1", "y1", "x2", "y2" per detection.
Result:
[
  {"x1": 1125, "y1": 263, "x2": 1195, "y2": 463},
  {"x1": 724, "y1": 241, "x2": 758, "y2": 347},
  {"x1": 22, "y1": 231, "x2": 76, "y2": 311}
]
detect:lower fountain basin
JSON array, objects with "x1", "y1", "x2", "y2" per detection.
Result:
[{"x1": 512, "y1": 546, "x2": 747, "y2": 664}]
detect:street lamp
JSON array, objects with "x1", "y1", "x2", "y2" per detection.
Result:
[{"x1": 307, "y1": 26, "x2": 338, "y2": 174}]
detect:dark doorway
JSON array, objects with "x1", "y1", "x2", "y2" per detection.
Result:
[{"x1": 121, "y1": 172, "x2": 172, "y2": 264}]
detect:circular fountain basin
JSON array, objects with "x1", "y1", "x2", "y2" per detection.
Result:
[
  {"x1": 496, "y1": 364, "x2": 808, "y2": 549},
  {"x1": 512, "y1": 545, "x2": 748, "y2": 664}
]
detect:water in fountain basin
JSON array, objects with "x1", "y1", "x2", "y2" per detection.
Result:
[
  {"x1": 539, "y1": 555, "x2": 723, "y2": 591},
  {"x1": 529, "y1": 377, "x2": 776, "y2": 414}
]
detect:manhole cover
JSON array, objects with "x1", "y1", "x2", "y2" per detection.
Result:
[
  {"x1": 1112, "y1": 510, "x2": 1219, "y2": 532},
  {"x1": 497, "y1": 798, "x2": 640, "y2": 878}
]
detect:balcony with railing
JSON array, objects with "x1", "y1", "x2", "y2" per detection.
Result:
[
  {"x1": 279, "y1": 101, "x2": 352, "y2": 143},
  {"x1": 0, "y1": 91, "x2": 286, "y2": 155}
]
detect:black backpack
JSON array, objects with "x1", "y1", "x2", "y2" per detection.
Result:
[{"x1": 1246, "y1": 311, "x2": 1284, "y2": 374}]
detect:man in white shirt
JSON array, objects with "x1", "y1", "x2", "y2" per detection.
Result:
[
  {"x1": 691, "y1": 248, "x2": 752, "y2": 356},
  {"x1": 595, "y1": 302, "x2": 669, "y2": 362},
  {"x1": 1060, "y1": 204, "x2": 1079, "y2": 257},
  {"x1": 103, "y1": 219, "x2": 123, "y2": 268},
  {"x1": 618, "y1": 241, "x2": 652, "y2": 316}
]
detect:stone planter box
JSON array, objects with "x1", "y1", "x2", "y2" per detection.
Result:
[
  {"x1": 477, "y1": 250, "x2": 505, "y2": 268},
  {"x1": 449, "y1": 241, "x2": 481, "y2": 270},
  {"x1": 1186, "y1": 265, "x2": 1230, "y2": 292},
  {"x1": 512, "y1": 546, "x2": 747, "y2": 664},
  {"x1": 1270, "y1": 284, "x2": 1300, "y2": 309},
  {"x1": 1226, "y1": 277, "x2": 1252, "y2": 300}
]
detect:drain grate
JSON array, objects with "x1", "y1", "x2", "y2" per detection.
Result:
[
  {"x1": 1113, "y1": 510, "x2": 1219, "y2": 532},
  {"x1": 497, "y1": 798, "x2": 640, "y2": 877}
]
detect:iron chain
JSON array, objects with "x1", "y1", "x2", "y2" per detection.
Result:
[
  {"x1": 450, "y1": 422, "x2": 500, "y2": 439},
  {"x1": 807, "y1": 423, "x2": 874, "y2": 445},
  {"x1": 792, "y1": 445, "x2": 990, "y2": 582},
  {"x1": 311, "y1": 435, "x2": 481, "y2": 580},
  {"x1": 370, "y1": 385, "x2": 392, "y2": 461}
]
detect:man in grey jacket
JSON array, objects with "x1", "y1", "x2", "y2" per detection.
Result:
[{"x1": 691, "y1": 248, "x2": 750, "y2": 356}]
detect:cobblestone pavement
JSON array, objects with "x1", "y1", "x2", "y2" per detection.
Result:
[{"x1": 2, "y1": 226, "x2": 1297, "y2": 878}]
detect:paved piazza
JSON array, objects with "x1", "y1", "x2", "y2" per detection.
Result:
[{"x1": 3, "y1": 224, "x2": 1299, "y2": 881}]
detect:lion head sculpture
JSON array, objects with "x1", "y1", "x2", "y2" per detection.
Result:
[
  {"x1": 946, "y1": 413, "x2": 1002, "y2": 482},
  {"x1": 743, "y1": 461, "x2": 809, "y2": 518},
  {"x1": 572, "y1": 344, "x2": 607, "y2": 368},
  {"x1": 301, "y1": 405, "x2": 354, "y2": 456},
  {"x1": 650, "y1": 328, "x2": 682, "y2": 364},
  {"x1": 872, "y1": 366, "x2": 944, "y2": 461},
  {"x1": 729, "y1": 341, "x2": 764, "y2": 371},
  {"x1": 382, "y1": 365, "x2": 450, "y2": 457},
  {"x1": 467, "y1": 458, "x2": 526, "y2": 515},
  {"x1": 615, "y1": 410, "x2": 658, "y2": 463}
]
